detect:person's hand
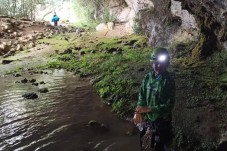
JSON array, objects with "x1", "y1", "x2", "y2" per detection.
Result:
[
  {"x1": 135, "y1": 106, "x2": 151, "y2": 113},
  {"x1": 133, "y1": 112, "x2": 142, "y2": 125}
]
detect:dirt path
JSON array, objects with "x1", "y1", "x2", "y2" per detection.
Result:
[
  {"x1": 0, "y1": 44, "x2": 53, "y2": 75},
  {"x1": 0, "y1": 21, "x2": 129, "y2": 75}
]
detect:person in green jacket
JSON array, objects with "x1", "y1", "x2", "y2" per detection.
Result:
[{"x1": 133, "y1": 48, "x2": 175, "y2": 150}]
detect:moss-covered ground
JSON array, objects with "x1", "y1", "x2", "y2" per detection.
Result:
[
  {"x1": 36, "y1": 33, "x2": 227, "y2": 151},
  {"x1": 38, "y1": 33, "x2": 151, "y2": 118},
  {"x1": 171, "y1": 43, "x2": 227, "y2": 151}
]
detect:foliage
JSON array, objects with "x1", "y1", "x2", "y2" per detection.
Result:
[
  {"x1": 133, "y1": 14, "x2": 142, "y2": 34},
  {"x1": 43, "y1": 35, "x2": 150, "y2": 118},
  {"x1": 102, "y1": 8, "x2": 116, "y2": 23},
  {"x1": 72, "y1": 0, "x2": 117, "y2": 28},
  {"x1": 72, "y1": 0, "x2": 102, "y2": 28},
  {"x1": 111, "y1": 99, "x2": 128, "y2": 117},
  {"x1": 0, "y1": 0, "x2": 45, "y2": 19}
]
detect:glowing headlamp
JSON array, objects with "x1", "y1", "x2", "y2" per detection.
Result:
[{"x1": 157, "y1": 55, "x2": 167, "y2": 62}]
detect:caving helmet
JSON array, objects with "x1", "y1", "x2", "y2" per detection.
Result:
[{"x1": 150, "y1": 47, "x2": 170, "y2": 65}]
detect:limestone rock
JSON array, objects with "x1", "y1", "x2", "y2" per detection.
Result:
[
  {"x1": 16, "y1": 44, "x2": 23, "y2": 51},
  {"x1": 0, "y1": 42, "x2": 11, "y2": 54},
  {"x1": 95, "y1": 23, "x2": 108, "y2": 31}
]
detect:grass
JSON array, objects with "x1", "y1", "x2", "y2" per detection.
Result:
[{"x1": 40, "y1": 34, "x2": 151, "y2": 118}]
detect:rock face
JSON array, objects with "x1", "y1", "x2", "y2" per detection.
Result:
[
  {"x1": 174, "y1": 0, "x2": 227, "y2": 60},
  {"x1": 33, "y1": 0, "x2": 226, "y2": 56},
  {"x1": 96, "y1": 0, "x2": 226, "y2": 59},
  {"x1": 133, "y1": 0, "x2": 226, "y2": 59}
]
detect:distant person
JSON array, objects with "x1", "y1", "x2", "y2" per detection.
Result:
[{"x1": 52, "y1": 12, "x2": 60, "y2": 26}]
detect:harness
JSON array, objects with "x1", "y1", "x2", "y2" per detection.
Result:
[{"x1": 139, "y1": 119, "x2": 170, "y2": 151}]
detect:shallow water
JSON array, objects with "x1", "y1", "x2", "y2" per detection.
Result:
[{"x1": 0, "y1": 69, "x2": 140, "y2": 151}]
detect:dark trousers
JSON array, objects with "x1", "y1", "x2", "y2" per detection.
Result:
[{"x1": 54, "y1": 21, "x2": 58, "y2": 26}]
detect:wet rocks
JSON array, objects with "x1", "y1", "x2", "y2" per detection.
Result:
[
  {"x1": 54, "y1": 50, "x2": 59, "y2": 54},
  {"x1": 0, "y1": 42, "x2": 11, "y2": 54},
  {"x1": 38, "y1": 88, "x2": 48, "y2": 93},
  {"x1": 32, "y1": 83, "x2": 39, "y2": 86},
  {"x1": 13, "y1": 73, "x2": 21, "y2": 77},
  {"x1": 88, "y1": 120, "x2": 108, "y2": 134},
  {"x1": 2, "y1": 60, "x2": 14, "y2": 64},
  {"x1": 122, "y1": 40, "x2": 137, "y2": 46},
  {"x1": 79, "y1": 51, "x2": 85, "y2": 56},
  {"x1": 22, "y1": 92, "x2": 38, "y2": 99},
  {"x1": 105, "y1": 47, "x2": 123, "y2": 54},
  {"x1": 21, "y1": 78, "x2": 28, "y2": 83},
  {"x1": 29, "y1": 79, "x2": 36, "y2": 83},
  {"x1": 63, "y1": 48, "x2": 72, "y2": 54},
  {"x1": 40, "y1": 81, "x2": 45, "y2": 84},
  {"x1": 73, "y1": 46, "x2": 82, "y2": 50}
]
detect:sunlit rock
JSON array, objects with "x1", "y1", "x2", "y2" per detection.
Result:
[
  {"x1": 96, "y1": 23, "x2": 108, "y2": 31},
  {"x1": 16, "y1": 44, "x2": 23, "y2": 51}
]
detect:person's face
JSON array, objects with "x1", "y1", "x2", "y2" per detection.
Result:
[{"x1": 151, "y1": 61, "x2": 168, "y2": 75}]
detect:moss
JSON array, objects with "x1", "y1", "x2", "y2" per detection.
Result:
[
  {"x1": 41, "y1": 34, "x2": 150, "y2": 118},
  {"x1": 191, "y1": 34, "x2": 206, "y2": 60},
  {"x1": 38, "y1": 31, "x2": 226, "y2": 151},
  {"x1": 219, "y1": 27, "x2": 227, "y2": 42}
]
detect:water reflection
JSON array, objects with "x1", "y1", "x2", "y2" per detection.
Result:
[{"x1": 0, "y1": 70, "x2": 139, "y2": 151}]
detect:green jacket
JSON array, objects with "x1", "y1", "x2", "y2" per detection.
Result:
[{"x1": 137, "y1": 70, "x2": 175, "y2": 122}]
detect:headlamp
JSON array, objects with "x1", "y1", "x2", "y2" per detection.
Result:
[{"x1": 157, "y1": 55, "x2": 167, "y2": 62}]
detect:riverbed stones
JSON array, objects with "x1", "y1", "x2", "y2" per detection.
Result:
[
  {"x1": 0, "y1": 42, "x2": 11, "y2": 54},
  {"x1": 2, "y1": 60, "x2": 14, "y2": 64},
  {"x1": 22, "y1": 92, "x2": 38, "y2": 99},
  {"x1": 79, "y1": 50, "x2": 85, "y2": 56},
  {"x1": 21, "y1": 78, "x2": 28, "y2": 83},
  {"x1": 88, "y1": 120, "x2": 108, "y2": 134},
  {"x1": 29, "y1": 79, "x2": 36, "y2": 83},
  {"x1": 63, "y1": 48, "x2": 72, "y2": 54},
  {"x1": 32, "y1": 83, "x2": 39, "y2": 86},
  {"x1": 40, "y1": 81, "x2": 45, "y2": 84},
  {"x1": 13, "y1": 73, "x2": 21, "y2": 77},
  {"x1": 16, "y1": 44, "x2": 23, "y2": 51},
  {"x1": 38, "y1": 88, "x2": 48, "y2": 93}
]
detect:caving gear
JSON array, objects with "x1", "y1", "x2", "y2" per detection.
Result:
[
  {"x1": 140, "y1": 119, "x2": 171, "y2": 151},
  {"x1": 150, "y1": 48, "x2": 170, "y2": 64},
  {"x1": 136, "y1": 48, "x2": 175, "y2": 150}
]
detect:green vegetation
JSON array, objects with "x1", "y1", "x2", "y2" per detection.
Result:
[
  {"x1": 72, "y1": 0, "x2": 116, "y2": 29},
  {"x1": 170, "y1": 39, "x2": 227, "y2": 150},
  {"x1": 38, "y1": 34, "x2": 77, "y2": 50},
  {"x1": 133, "y1": 15, "x2": 142, "y2": 34},
  {"x1": 37, "y1": 33, "x2": 227, "y2": 150},
  {"x1": 40, "y1": 34, "x2": 151, "y2": 118},
  {"x1": 0, "y1": 0, "x2": 45, "y2": 19}
]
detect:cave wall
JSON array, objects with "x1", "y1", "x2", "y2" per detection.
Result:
[
  {"x1": 106, "y1": 0, "x2": 226, "y2": 59},
  {"x1": 136, "y1": 0, "x2": 226, "y2": 59},
  {"x1": 174, "y1": 0, "x2": 227, "y2": 60},
  {"x1": 35, "y1": 0, "x2": 227, "y2": 59}
]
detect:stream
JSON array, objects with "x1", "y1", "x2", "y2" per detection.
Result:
[{"x1": 0, "y1": 69, "x2": 140, "y2": 151}]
